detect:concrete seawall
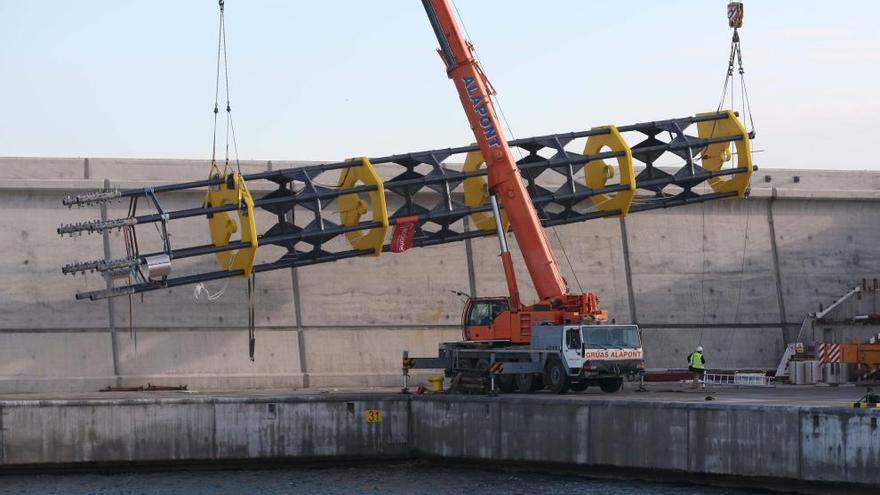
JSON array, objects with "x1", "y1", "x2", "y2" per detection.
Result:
[
  {"x1": 0, "y1": 392, "x2": 877, "y2": 489},
  {"x1": 1, "y1": 157, "x2": 879, "y2": 392}
]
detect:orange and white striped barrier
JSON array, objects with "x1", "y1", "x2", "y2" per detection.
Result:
[{"x1": 819, "y1": 343, "x2": 842, "y2": 364}]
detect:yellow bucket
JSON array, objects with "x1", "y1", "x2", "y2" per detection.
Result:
[{"x1": 428, "y1": 375, "x2": 444, "y2": 392}]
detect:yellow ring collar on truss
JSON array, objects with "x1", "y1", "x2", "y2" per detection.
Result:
[
  {"x1": 337, "y1": 157, "x2": 388, "y2": 256},
  {"x1": 696, "y1": 110, "x2": 752, "y2": 198},
  {"x1": 204, "y1": 163, "x2": 258, "y2": 277},
  {"x1": 583, "y1": 125, "x2": 635, "y2": 216},
  {"x1": 462, "y1": 149, "x2": 509, "y2": 232}
]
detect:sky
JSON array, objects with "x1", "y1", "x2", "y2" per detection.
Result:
[{"x1": 1, "y1": 1, "x2": 878, "y2": 170}]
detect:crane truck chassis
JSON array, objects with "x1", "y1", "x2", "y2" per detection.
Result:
[{"x1": 403, "y1": 324, "x2": 644, "y2": 394}]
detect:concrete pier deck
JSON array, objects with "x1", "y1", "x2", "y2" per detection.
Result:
[
  {"x1": 0, "y1": 381, "x2": 871, "y2": 406},
  {"x1": 1, "y1": 384, "x2": 877, "y2": 491}
]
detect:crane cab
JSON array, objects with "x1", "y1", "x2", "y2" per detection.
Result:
[
  {"x1": 461, "y1": 296, "x2": 569, "y2": 343},
  {"x1": 461, "y1": 297, "x2": 510, "y2": 341}
]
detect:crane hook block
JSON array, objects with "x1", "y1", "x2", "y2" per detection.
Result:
[
  {"x1": 462, "y1": 149, "x2": 509, "y2": 232},
  {"x1": 337, "y1": 157, "x2": 388, "y2": 256},
  {"x1": 583, "y1": 125, "x2": 636, "y2": 217},
  {"x1": 204, "y1": 164, "x2": 258, "y2": 277},
  {"x1": 696, "y1": 110, "x2": 752, "y2": 198},
  {"x1": 727, "y1": 2, "x2": 744, "y2": 29}
]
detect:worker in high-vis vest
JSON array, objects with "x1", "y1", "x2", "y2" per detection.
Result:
[{"x1": 687, "y1": 346, "x2": 706, "y2": 389}]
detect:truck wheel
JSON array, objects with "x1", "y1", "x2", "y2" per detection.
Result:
[
  {"x1": 570, "y1": 381, "x2": 589, "y2": 392},
  {"x1": 515, "y1": 373, "x2": 541, "y2": 393},
  {"x1": 599, "y1": 377, "x2": 623, "y2": 393},
  {"x1": 544, "y1": 360, "x2": 570, "y2": 394},
  {"x1": 497, "y1": 374, "x2": 516, "y2": 393}
]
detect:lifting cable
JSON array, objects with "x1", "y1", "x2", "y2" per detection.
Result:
[
  {"x1": 714, "y1": 2, "x2": 755, "y2": 135},
  {"x1": 721, "y1": 3, "x2": 754, "y2": 370},
  {"x1": 698, "y1": 2, "x2": 756, "y2": 359},
  {"x1": 211, "y1": 0, "x2": 241, "y2": 174},
  {"x1": 197, "y1": 0, "x2": 240, "y2": 303},
  {"x1": 193, "y1": 0, "x2": 241, "y2": 302},
  {"x1": 699, "y1": 198, "x2": 708, "y2": 348},
  {"x1": 726, "y1": 203, "x2": 752, "y2": 368},
  {"x1": 204, "y1": 0, "x2": 256, "y2": 358}
]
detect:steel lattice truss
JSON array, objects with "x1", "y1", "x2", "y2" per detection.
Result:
[{"x1": 59, "y1": 111, "x2": 754, "y2": 300}]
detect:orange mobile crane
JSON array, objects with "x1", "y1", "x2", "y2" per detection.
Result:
[
  {"x1": 421, "y1": 0, "x2": 604, "y2": 342},
  {"x1": 404, "y1": 0, "x2": 752, "y2": 394},
  {"x1": 407, "y1": 0, "x2": 643, "y2": 394}
]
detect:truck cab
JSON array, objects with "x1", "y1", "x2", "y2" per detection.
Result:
[
  {"x1": 461, "y1": 297, "x2": 510, "y2": 341},
  {"x1": 532, "y1": 323, "x2": 644, "y2": 393}
]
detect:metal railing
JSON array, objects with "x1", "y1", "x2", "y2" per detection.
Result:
[{"x1": 702, "y1": 371, "x2": 774, "y2": 388}]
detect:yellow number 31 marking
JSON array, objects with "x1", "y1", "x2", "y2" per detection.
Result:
[{"x1": 364, "y1": 409, "x2": 383, "y2": 423}]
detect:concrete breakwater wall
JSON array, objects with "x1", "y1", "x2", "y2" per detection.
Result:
[
  {"x1": 0, "y1": 394, "x2": 877, "y2": 489},
  {"x1": 1, "y1": 157, "x2": 879, "y2": 392}
]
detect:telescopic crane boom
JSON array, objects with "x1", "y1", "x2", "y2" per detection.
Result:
[{"x1": 422, "y1": 0, "x2": 605, "y2": 342}]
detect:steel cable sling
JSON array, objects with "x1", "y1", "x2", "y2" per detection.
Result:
[
  {"x1": 699, "y1": 1, "x2": 757, "y2": 355},
  {"x1": 714, "y1": 2, "x2": 756, "y2": 137},
  {"x1": 210, "y1": 0, "x2": 258, "y2": 359}
]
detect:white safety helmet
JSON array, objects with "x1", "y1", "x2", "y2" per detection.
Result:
[{"x1": 696, "y1": 345, "x2": 704, "y2": 352}]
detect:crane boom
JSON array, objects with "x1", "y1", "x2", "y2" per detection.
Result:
[{"x1": 421, "y1": 0, "x2": 568, "y2": 305}]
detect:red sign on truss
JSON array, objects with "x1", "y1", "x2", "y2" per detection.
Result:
[{"x1": 391, "y1": 216, "x2": 419, "y2": 253}]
